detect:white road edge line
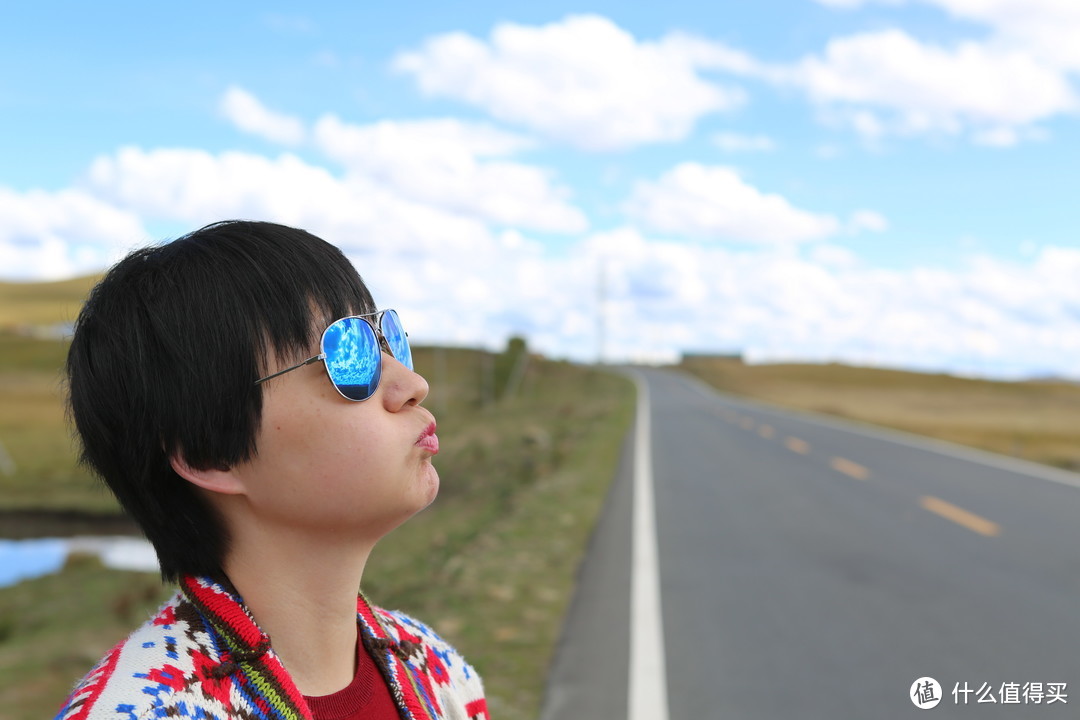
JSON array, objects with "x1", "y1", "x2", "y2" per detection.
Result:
[{"x1": 629, "y1": 373, "x2": 670, "y2": 720}]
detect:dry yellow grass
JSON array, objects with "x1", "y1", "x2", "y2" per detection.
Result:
[
  {"x1": 680, "y1": 355, "x2": 1080, "y2": 471},
  {"x1": 0, "y1": 275, "x2": 99, "y2": 330}
]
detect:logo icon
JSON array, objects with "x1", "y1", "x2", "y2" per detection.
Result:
[{"x1": 911, "y1": 677, "x2": 942, "y2": 709}]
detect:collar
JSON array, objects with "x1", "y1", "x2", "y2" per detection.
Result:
[{"x1": 179, "y1": 575, "x2": 437, "y2": 720}]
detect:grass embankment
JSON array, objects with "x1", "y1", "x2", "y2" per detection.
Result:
[
  {"x1": 366, "y1": 347, "x2": 633, "y2": 718},
  {"x1": 0, "y1": 330, "x2": 634, "y2": 720},
  {"x1": 681, "y1": 355, "x2": 1080, "y2": 471}
]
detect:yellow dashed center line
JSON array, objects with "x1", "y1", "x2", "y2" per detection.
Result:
[
  {"x1": 785, "y1": 437, "x2": 809, "y2": 454},
  {"x1": 830, "y1": 456, "x2": 869, "y2": 480},
  {"x1": 758, "y1": 424, "x2": 774, "y2": 439},
  {"x1": 921, "y1": 496, "x2": 1000, "y2": 537}
]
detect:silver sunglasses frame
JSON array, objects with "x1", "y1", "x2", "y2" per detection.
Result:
[{"x1": 254, "y1": 309, "x2": 409, "y2": 400}]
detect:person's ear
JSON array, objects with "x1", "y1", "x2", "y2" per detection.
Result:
[{"x1": 170, "y1": 453, "x2": 247, "y2": 496}]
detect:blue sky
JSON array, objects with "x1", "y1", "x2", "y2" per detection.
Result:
[{"x1": 3, "y1": 1, "x2": 1080, "y2": 377}]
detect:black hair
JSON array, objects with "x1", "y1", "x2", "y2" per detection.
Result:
[{"x1": 66, "y1": 220, "x2": 375, "y2": 581}]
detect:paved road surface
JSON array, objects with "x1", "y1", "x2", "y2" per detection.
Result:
[{"x1": 541, "y1": 367, "x2": 1080, "y2": 719}]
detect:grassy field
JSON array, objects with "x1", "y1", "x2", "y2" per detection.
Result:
[
  {"x1": 0, "y1": 556, "x2": 168, "y2": 714},
  {"x1": 0, "y1": 333, "x2": 115, "y2": 513},
  {"x1": 680, "y1": 355, "x2": 1080, "y2": 471},
  {"x1": 0, "y1": 275, "x2": 119, "y2": 514},
  {"x1": 0, "y1": 276, "x2": 99, "y2": 330},
  {"x1": 7, "y1": 274, "x2": 1079, "y2": 718},
  {"x1": 0, "y1": 332, "x2": 635, "y2": 720}
]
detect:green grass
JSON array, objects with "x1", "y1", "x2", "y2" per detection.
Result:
[
  {"x1": 367, "y1": 348, "x2": 633, "y2": 718},
  {"x1": 0, "y1": 337, "x2": 635, "y2": 720},
  {"x1": 0, "y1": 556, "x2": 171, "y2": 718}
]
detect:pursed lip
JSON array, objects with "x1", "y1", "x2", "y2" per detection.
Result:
[{"x1": 415, "y1": 421, "x2": 439, "y2": 455}]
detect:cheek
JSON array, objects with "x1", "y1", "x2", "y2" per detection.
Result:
[{"x1": 309, "y1": 424, "x2": 384, "y2": 487}]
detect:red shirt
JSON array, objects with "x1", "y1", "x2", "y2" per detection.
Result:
[{"x1": 304, "y1": 640, "x2": 400, "y2": 720}]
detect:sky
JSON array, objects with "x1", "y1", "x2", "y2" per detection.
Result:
[{"x1": 2, "y1": 1, "x2": 1080, "y2": 378}]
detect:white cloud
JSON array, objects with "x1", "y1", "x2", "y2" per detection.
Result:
[
  {"x1": 388, "y1": 2, "x2": 1077, "y2": 151},
  {"x1": 216, "y1": 86, "x2": 588, "y2": 233},
  {"x1": 393, "y1": 14, "x2": 747, "y2": 150},
  {"x1": 951, "y1": 0, "x2": 1080, "y2": 73},
  {"x1": 625, "y1": 163, "x2": 840, "y2": 244},
  {"x1": 67, "y1": 143, "x2": 594, "y2": 360},
  {"x1": 85, "y1": 146, "x2": 500, "y2": 256},
  {"x1": 220, "y1": 86, "x2": 306, "y2": 145},
  {"x1": 657, "y1": 31, "x2": 766, "y2": 76},
  {"x1": 814, "y1": 0, "x2": 1080, "y2": 72},
  {"x1": 78, "y1": 145, "x2": 588, "y2": 353},
  {"x1": 588, "y1": 226, "x2": 710, "y2": 306},
  {"x1": 0, "y1": 188, "x2": 147, "y2": 280},
  {"x1": 848, "y1": 209, "x2": 888, "y2": 233},
  {"x1": 6, "y1": 152, "x2": 1080, "y2": 379},
  {"x1": 811, "y1": 244, "x2": 860, "y2": 268},
  {"x1": 581, "y1": 229, "x2": 1080, "y2": 377},
  {"x1": 313, "y1": 115, "x2": 587, "y2": 232},
  {"x1": 711, "y1": 132, "x2": 776, "y2": 152},
  {"x1": 320, "y1": 116, "x2": 533, "y2": 158},
  {"x1": 971, "y1": 126, "x2": 1024, "y2": 147},
  {"x1": 75, "y1": 144, "x2": 599, "y2": 357},
  {"x1": 802, "y1": 1, "x2": 1080, "y2": 143},
  {"x1": 787, "y1": 29, "x2": 1076, "y2": 141}
]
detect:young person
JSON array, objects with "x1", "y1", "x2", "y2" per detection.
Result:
[{"x1": 55, "y1": 221, "x2": 487, "y2": 720}]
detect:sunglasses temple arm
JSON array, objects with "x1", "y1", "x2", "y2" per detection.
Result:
[{"x1": 254, "y1": 354, "x2": 325, "y2": 385}]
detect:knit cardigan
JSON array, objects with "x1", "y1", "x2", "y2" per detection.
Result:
[{"x1": 54, "y1": 575, "x2": 488, "y2": 720}]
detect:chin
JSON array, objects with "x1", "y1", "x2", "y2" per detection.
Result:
[{"x1": 419, "y1": 464, "x2": 440, "y2": 508}]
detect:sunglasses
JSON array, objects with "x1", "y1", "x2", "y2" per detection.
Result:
[{"x1": 255, "y1": 309, "x2": 413, "y2": 401}]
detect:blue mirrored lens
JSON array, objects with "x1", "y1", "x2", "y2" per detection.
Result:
[
  {"x1": 322, "y1": 317, "x2": 381, "y2": 401},
  {"x1": 381, "y1": 309, "x2": 412, "y2": 371}
]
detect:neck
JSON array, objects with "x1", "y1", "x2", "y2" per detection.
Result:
[{"x1": 222, "y1": 523, "x2": 375, "y2": 696}]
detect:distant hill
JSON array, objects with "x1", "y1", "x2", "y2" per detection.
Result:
[{"x1": 0, "y1": 275, "x2": 100, "y2": 331}]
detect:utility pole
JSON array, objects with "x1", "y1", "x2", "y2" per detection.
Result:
[{"x1": 597, "y1": 256, "x2": 607, "y2": 365}]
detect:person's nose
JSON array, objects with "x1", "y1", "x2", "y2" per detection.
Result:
[{"x1": 380, "y1": 352, "x2": 430, "y2": 410}]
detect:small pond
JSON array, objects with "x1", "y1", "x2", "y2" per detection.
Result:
[{"x1": 0, "y1": 536, "x2": 158, "y2": 587}]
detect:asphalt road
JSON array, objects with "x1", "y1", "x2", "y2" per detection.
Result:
[{"x1": 541, "y1": 367, "x2": 1080, "y2": 719}]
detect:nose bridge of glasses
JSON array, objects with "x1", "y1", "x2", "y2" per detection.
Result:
[
  {"x1": 356, "y1": 313, "x2": 393, "y2": 359},
  {"x1": 376, "y1": 330, "x2": 394, "y2": 358},
  {"x1": 340, "y1": 310, "x2": 402, "y2": 365}
]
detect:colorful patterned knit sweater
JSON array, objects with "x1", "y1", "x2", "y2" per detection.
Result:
[{"x1": 54, "y1": 575, "x2": 488, "y2": 720}]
